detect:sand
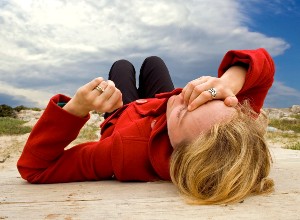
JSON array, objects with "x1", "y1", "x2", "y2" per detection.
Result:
[{"x1": 0, "y1": 134, "x2": 299, "y2": 220}]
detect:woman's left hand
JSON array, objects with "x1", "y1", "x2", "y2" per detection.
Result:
[
  {"x1": 182, "y1": 76, "x2": 239, "y2": 111},
  {"x1": 63, "y1": 77, "x2": 123, "y2": 117}
]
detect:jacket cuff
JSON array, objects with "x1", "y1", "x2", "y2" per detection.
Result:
[{"x1": 47, "y1": 94, "x2": 90, "y2": 123}]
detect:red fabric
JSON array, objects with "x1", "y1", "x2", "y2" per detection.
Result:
[
  {"x1": 17, "y1": 48, "x2": 275, "y2": 184},
  {"x1": 218, "y1": 48, "x2": 275, "y2": 113}
]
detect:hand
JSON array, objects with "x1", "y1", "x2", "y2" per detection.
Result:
[
  {"x1": 63, "y1": 77, "x2": 123, "y2": 117},
  {"x1": 182, "y1": 76, "x2": 238, "y2": 111},
  {"x1": 182, "y1": 65, "x2": 247, "y2": 111}
]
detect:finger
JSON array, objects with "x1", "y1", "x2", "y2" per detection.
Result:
[
  {"x1": 107, "y1": 80, "x2": 115, "y2": 86},
  {"x1": 182, "y1": 76, "x2": 211, "y2": 103},
  {"x1": 188, "y1": 91, "x2": 213, "y2": 111},
  {"x1": 95, "y1": 80, "x2": 116, "y2": 101},
  {"x1": 93, "y1": 80, "x2": 119, "y2": 112},
  {"x1": 224, "y1": 96, "x2": 238, "y2": 107},
  {"x1": 182, "y1": 85, "x2": 193, "y2": 105},
  {"x1": 93, "y1": 80, "x2": 108, "y2": 95},
  {"x1": 106, "y1": 90, "x2": 123, "y2": 112},
  {"x1": 187, "y1": 83, "x2": 207, "y2": 105},
  {"x1": 95, "y1": 89, "x2": 122, "y2": 112},
  {"x1": 219, "y1": 86, "x2": 238, "y2": 107},
  {"x1": 87, "y1": 77, "x2": 105, "y2": 91},
  {"x1": 182, "y1": 79, "x2": 199, "y2": 104},
  {"x1": 197, "y1": 76, "x2": 210, "y2": 84}
]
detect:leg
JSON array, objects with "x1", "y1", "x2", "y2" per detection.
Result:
[
  {"x1": 104, "y1": 60, "x2": 139, "y2": 119},
  {"x1": 108, "y1": 59, "x2": 139, "y2": 105},
  {"x1": 138, "y1": 56, "x2": 174, "y2": 98}
]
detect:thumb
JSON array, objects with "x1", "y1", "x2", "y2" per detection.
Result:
[{"x1": 224, "y1": 96, "x2": 238, "y2": 107}]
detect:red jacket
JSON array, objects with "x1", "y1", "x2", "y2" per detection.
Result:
[{"x1": 17, "y1": 48, "x2": 275, "y2": 183}]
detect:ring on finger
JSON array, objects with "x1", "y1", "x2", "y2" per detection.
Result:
[
  {"x1": 95, "y1": 85, "x2": 105, "y2": 93},
  {"x1": 207, "y1": 87, "x2": 217, "y2": 99}
]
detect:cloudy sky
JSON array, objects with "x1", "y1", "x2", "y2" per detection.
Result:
[{"x1": 0, "y1": 0, "x2": 299, "y2": 108}]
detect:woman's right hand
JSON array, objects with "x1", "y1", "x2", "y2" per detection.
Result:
[
  {"x1": 182, "y1": 65, "x2": 247, "y2": 111},
  {"x1": 63, "y1": 77, "x2": 123, "y2": 117}
]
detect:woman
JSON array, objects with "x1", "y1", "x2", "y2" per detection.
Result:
[{"x1": 17, "y1": 48, "x2": 275, "y2": 204}]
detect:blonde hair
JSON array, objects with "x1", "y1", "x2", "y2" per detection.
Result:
[{"x1": 170, "y1": 102, "x2": 274, "y2": 205}]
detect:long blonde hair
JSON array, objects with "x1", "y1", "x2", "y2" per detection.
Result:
[{"x1": 170, "y1": 102, "x2": 274, "y2": 204}]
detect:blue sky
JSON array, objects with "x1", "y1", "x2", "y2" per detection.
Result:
[
  {"x1": 0, "y1": 0, "x2": 299, "y2": 108},
  {"x1": 245, "y1": 0, "x2": 300, "y2": 107}
]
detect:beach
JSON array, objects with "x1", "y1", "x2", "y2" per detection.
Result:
[{"x1": 0, "y1": 131, "x2": 299, "y2": 219}]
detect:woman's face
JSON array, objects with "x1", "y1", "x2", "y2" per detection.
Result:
[{"x1": 166, "y1": 93, "x2": 235, "y2": 148}]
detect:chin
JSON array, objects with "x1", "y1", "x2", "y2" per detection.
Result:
[
  {"x1": 169, "y1": 140, "x2": 176, "y2": 149},
  {"x1": 169, "y1": 135, "x2": 182, "y2": 149}
]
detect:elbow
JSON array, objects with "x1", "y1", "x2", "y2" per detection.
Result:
[{"x1": 17, "y1": 164, "x2": 43, "y2": 184}]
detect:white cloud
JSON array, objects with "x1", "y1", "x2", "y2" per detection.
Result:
[
  {"x1": 265, "y1": 81, "x2": 300, "y2": 108},
  {"x1": 0, "y1": 0, "x2": 291, "y2": 107},
  {"x1": 0, "y1": 80, "x2": 52, "y2": 107},
  {"x1": 271, "y1": 81, "x2": 300, "y2": 97}
]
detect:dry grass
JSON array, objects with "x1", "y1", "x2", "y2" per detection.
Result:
[
  {"x1": 268, "y1": 117, "x2": 300, "y2": 133},
  {"x1": 289, "y1": 142, "x2": 300, "y2": 150},
  {"x1": 0, "y1": 117, "x2": 32, "y2": 135},
  {"x1": 267, "y1": 114, "x2": 300, "y2": 150},
  {"x1": 77, "y1": 124, "x2": 100, "y2": 141}
]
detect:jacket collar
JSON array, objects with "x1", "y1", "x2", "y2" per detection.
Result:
[{"x1": 132, "y1": 88, "x2": 182, "y2": 116}]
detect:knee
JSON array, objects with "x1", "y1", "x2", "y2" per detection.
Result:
[
  {"x1": 110, "y1": 59, "x2": 135, "y2": 74},
  {"x1": 144, "y1": 56, "x2": 164, "y2": 64},
  {"x1": 112, "y1": 59, "x2": 133, "y2": 69}
]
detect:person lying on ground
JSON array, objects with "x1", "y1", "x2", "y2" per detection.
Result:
[{"x1": 17, "y1": 48, "x2": 275, "y2": 204}]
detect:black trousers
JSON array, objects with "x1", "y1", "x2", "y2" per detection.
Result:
[
  {"x1": 106, "y1": 56, "x2": 174, "y2": 113},
  {"x1": 105, "y1": 56, "x2": 174, "y2": 118}
]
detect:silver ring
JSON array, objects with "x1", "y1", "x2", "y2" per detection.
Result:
[
  {"x1": 95, "y1": 85, "x2": 105, "y2": 93},
  {"x1": 207, "y1": 87, "x2": 217, "y2": 98}
]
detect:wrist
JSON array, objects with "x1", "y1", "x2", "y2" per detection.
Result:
[
  {"x1": 63, "y1": 99, "x2": 90, "y2": 118},
  {"x1": 221, "y1": 65, "x2": 247, "y2": 95}
]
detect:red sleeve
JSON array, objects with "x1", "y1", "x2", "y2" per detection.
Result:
[
  {"x1": 17, "y1": 94, "x2": 114, "y2": 183},
  {"x1": 218, "y1": 48, "x2": 275, "y2": 113}
]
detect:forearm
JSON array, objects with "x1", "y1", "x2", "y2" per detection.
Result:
[
  {"x1": 220, "y1": 65, "x2": 247, "y2": 95},
  {"x1": 17, "y1": 95, "x2": 89, "y2": 182},
  {"x1": 63, "y1": 98, "x2": 90, "y2": 118},
  {"x1": 218, "y1": 48, "x2": 275, "y2": 112}
]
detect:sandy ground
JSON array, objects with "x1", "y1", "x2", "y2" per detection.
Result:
[{"x1": 0, "y1": 134, "x2": 300, "y2": 220}]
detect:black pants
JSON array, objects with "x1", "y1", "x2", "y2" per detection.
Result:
[{"x1": 105, "y1": 56, "x2": 174, "y2": 118}]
